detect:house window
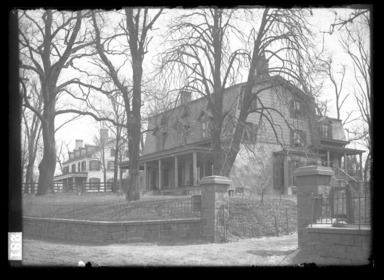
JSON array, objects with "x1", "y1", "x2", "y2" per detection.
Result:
[
  {"x1": 78, "y1": 162, "x2": 81, "y2": 173},
  {"x1": 89, "y1": 160, "x2": 101, "y2": 171},
  {"x1": 110, "y1": 148, "x2": 116, "y2": 157},
  {"x1": 108, "y1": 161, "x2": 115, "y2": 171},
  {"x1": 290, "y1": 99, "x2": 305, "y2": 118},
  {"x1": 125, "y1": 149, "x2": 129, "y2": 157},
  {"x1": 243, "y1": 122, "x2": 258, "y2": 142},
  {"x1": 291, "y1": 130, "x2": 307, "y2": 148},
  {"x1": 273, "y1": 160, "x2": 284, "y2": 189},
  {"x1": 71, "y1": 164, "x2": 76, "y2": 173},
  {"x1": 202, "y1": 119, "x2": 211, "y2": 138},
  {"x1": 320, "y1": 124, "x2": 332, "y2": 139},
  {"x1": 238, "y1": 86, "x2": 257, "y2": 111},
  {"x1": 81, "y1": 161, "x2": 86, "y2": 172}
]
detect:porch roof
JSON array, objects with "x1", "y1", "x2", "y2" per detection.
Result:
[
  {"x1": 53, "y1": 172, "x2": 88, "y2": 181},
  {"x1": 119, "y1": 145, "x2": 212, "y2": 169},
  {"x1": 313, "y1": 145, "x2": 365, "y2": 156}
]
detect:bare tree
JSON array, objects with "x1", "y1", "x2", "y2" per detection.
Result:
[
  {"x1": 19, "y1": 10, "x2": 94, "y2": 195},
  {"x1": 339, "y1": 10, "x2": 371, "y2": 183},
  {"x1": 20, "y1": 78, "x2": 43, "y2": 193},
  {"x1": 99, "y1": 93, "x2": 128, "y2": 193},
  {"x1": 159, "y1": 8, "x2": 320, "y2": 177},
  {"x1": 90, "y1": 9, "x2": 163, "y2": 201},
  {"x1": 320, "y1": 58, "x2": 349, "y2": 120}
]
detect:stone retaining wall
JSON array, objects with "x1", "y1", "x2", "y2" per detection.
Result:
[
  {"x1": 305, "y1": 224, "x2": 371, "y2": 265},
  {"x1": 23, "y1": 216, "x2": 202, "y2": 243}
]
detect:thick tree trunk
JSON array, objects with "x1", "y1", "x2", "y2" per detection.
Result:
[
  {"x1": 126, "y1": 60, "x2": 142, "y2": 201},
  {"x1": 113, "y1": 154, "x2": 119, "y2": 193},
  {"x1": 36, "y1": 100, "x2": 56, "y2": 196}
]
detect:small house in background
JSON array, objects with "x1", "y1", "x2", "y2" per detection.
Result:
[
  {"x1": 120, "y1": 65, "x2": 365, "y2": 195},
  {"x1": 53, "y1": 129, "x2": 130, "y2": 192}
]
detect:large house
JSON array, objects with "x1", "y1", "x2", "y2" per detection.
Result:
[
  {"x1": 120, "y1": 70, "x2": 364, "y2": 195},
  {"x1": 54, "y1": 129, "x2": 129, "y2": 192}
]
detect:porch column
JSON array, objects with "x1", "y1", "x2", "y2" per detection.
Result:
[
  {"x1": 359, "y1": 153, "x2": 363, "y2": 181},
  {"x1": 158, "y1": 159, "x2": 162, "y2": 190},
  {"x1": 143, "y1": 163, "x2": 147, "y2": 191},
  {"x1": 327, "y1": 151, "x2": 330, "y2": 167},
  {"x1": 344, "y1": 152, "x2": 347, "y2": 170},
  {"x1": 193, "y1": 152, "x2": 197, "y2": 186},
  {"x1": 202, "y1": 161, "x2": 206, "y2": 177},
  {"x1": 174, "y1": 156, "x2": 178, "y2": 188}
]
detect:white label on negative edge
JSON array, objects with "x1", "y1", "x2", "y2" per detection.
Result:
[{"x1": 8, "y1": 232, "x2": 22, "y2": 261}]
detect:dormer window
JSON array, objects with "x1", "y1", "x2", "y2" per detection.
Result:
[
  {"x1": 320, "y1": 124, "x2": 332, "y2": 139},
  {"x1": 291, "y1": 129, "x2": 307, "y2": 148},
  {"x1": 238, "y1": 86, "x2": 257, "y2": 111},
  {"x1": 202, "y1": 119, "x2": 211, "y2": 138},
  {"x1": 290, "y1": 99, "x2": 305, "y2": 118}
]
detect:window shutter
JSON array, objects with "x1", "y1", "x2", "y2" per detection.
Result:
[
  {"x1": 328, "y1": 124, "x2": 332, "y2": 139},
  {"x1": 290, "y1": 129, "x2": 294, "y2": 147},
  {"x1": 289, "y1": 100, "x2": 294, "y2": 118},
  {"x1": 273, "y1": 161, "x2": 283, "y2": 188},
  {"x1": 288, "y1": 161, "x2": 295, "y2": 186}
]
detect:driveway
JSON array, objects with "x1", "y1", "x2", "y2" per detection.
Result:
[{"x1": 21, "y1": 233, "x2": 306, "y2": 267}]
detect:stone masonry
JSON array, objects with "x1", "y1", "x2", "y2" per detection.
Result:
[
  {"x1": 305, "y1": 225, "x2": 371, "y2": 265},
  {"x1": 293, "y1": 165, "x2": 372, "y2": 265},
  {"x1": 293, "y1": 165, "x2": 334, "y2": 248},
  {"x1": 23, "y1": 217, "x2": 202, "y2": 243},
  {"x1": 200, "y1": 176, "x2": 231, "y2": 243}
]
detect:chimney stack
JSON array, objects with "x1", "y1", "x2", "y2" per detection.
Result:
[
  {"x1": 256, "y1": 54, "x2": 270, "y2": 80},
  {"x1": 75, "y1": 139, "x2": 83, "y2": 150},
  {"x1": 100, "y1": 129, "x2": 109, "y2": 145},
  {"x1": 179, "y1": 90, "x2": 192, "y2": 105}
]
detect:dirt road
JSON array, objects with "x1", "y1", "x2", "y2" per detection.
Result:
[{"x1": 21, "y1": 233, "x2": 306, "y2": 267}]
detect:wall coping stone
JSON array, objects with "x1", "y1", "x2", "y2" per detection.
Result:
[
  {"x1": 23, "y1": 216, "x2": 201, "y2": 226},
  {"x1": 307, "y1": 224, "x2": 371, "y2": 235},
  {"x1": 293, "y1": 165, "x2": 334, "y2": 177},
  {"x1": 200, "y1": 176, "x2": 232, "y2": 186}
]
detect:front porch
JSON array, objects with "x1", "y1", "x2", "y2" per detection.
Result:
[
  {"x1": 120, "y1": 146, "x2": 213, "y2": 194},
  {"x1": 53, "y1": 172, "x2": 88, "y2": 192},
  {"x1": 314, "y1": 145, "x2": 365, "y2": 182}
]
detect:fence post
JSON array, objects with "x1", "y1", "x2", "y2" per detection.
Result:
[
  {"x1": 346, "y1": 184, "x2": 355, "y2": 224},
  {"x1": 293, "y1": 166, "x2": 334, "y2": 248},
  {"x1": 200, "y1": 176, "x2": 231, "y2": 243},
  {"x1": 285, "y1": 207, "x2": 289, "y2": 234}
]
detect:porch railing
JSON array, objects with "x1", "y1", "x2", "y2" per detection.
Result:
[{"x1": 22, "y1": 182, "x2": 117, "y2": 194}]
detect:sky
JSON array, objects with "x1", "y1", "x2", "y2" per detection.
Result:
[{"x1": 51, "y1": 7, "x2": 369, "y2": 160}]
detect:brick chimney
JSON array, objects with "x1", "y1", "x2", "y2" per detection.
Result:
[
  {"x1": 75, "y1": 139, "x2": 83, "y2": 149},
  {"x1": 100, "y1": 129, "x2": 109, "y2": 145},
  {"x1": 256, "y1": 54, "x2": 270, "y2": 80},
  {"x1": 179, "y1": 90, "x2": 192, "y2": 105}
]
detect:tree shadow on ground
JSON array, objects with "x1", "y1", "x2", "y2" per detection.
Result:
[
  {"x1": 156, "y1": 238, "x2": 208, "y2": 246},
  {"x1": 246, "y1": 249, "x2": 298, "y2": 257}
]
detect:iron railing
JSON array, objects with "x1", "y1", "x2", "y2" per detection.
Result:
[
  {"x1": 311, "y1": 188, "x2": 371, "y2": 229},
  {"x1": 152, "y1": 186, "x2": 202, "y2": 196}
]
